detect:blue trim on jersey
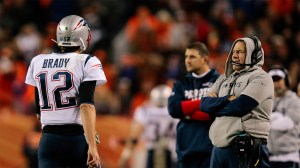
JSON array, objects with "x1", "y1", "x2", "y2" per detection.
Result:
[
  {"x1": 168, "y1": 69, "x2": 220, "y2": 161},
  {"x1": 84, "y1": 55, "x2": 94, "y2": 67},
  {"x1": 79, "y1": 81, "x2": 96, "y2": 105},
  {"x1": 35, "y1": 87, "x2": 41, "y2": 115}
]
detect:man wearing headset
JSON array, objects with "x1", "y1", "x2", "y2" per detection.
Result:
[
  {"x1": 200, "y1": 36, "x2": 274, "y2": 168},
  {"x1": 267, "y1": 65, "x2": 300, "y2": 168}
]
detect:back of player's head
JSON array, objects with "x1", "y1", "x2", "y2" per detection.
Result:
[
  {"x1": 150, "y1": 85, "x2": 172, "y2": 107},
  {"x1": 268, "y1": 65, "x2": 290, "y2": 88},
  {"x1": 56, "y1": 15, "x2": 91, "y2": 52},
  {"x1": 187, "y1": 42, "x2": 209, "y2": 57}
]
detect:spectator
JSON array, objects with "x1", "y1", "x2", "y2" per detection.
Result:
[
  {"x1": 23, "y1": 119, "x2": 42, "y2": 168},
  {"x1": 15, "y1": 23, "x2": 42, "y2": 64},
  {"x1": 297, "y1": 82, "x2": 300, "y2": 97},
  {"x1": 125, "y1": 6, "x2": 159, "y2": 53},
  {"x1": 0, "y1": 43, "x2": 17, "y2": 109}
]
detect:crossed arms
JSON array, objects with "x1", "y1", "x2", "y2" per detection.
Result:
[{"x1": 200, "y1": 92, "x2": 258, "y2": 117}]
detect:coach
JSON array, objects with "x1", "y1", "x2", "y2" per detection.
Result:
[
  {"x1": 268, "y1": 65, "x2": 300, "y2": 168},
  {"x1": 201, "y1": 36, "x2": 274, "y2": 168},
  {"x1": 168, "y1": 42, "x2": 220, "y2": 168}
]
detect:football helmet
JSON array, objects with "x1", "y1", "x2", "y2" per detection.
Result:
[
  {"x1": 56, "y1": 15, "x2": 91, "y2": 52},
  {"x1": 150, "y1": 85, "x2": 172, "y2": 107}
]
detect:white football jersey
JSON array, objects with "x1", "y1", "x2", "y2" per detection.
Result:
[
  {"x1": 134, "y1": 103, "x2": 178, "y2": 151},
  {"x1": 25, "y1": 52, "x2": 106, "y2": 127}
]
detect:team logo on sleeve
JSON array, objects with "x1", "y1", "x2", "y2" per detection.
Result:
[{"x1": 91, "y1": 63, "x2": 103, "y2": 69}]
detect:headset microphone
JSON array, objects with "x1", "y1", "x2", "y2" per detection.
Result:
[{"x1": 230, "y1": 60, "x2": 256, "y2": 66}]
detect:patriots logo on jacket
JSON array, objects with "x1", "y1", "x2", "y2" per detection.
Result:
[
  {"x1": 184, "y1": 88, "x2": 210, "y2": 100},
  {"x1": 203, "y1": 82, "x2": 214, "y2": 87}
]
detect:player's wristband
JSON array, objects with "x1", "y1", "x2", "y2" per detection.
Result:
[{"x1": 181, "y1": 100, "x2": 201, "y2": 115}]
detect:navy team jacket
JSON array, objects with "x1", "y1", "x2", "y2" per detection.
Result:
[{"x1": 168, "y1": 69, "x2": 220, "y2": 161}]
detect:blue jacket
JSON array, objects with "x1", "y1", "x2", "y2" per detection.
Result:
[{"x1": 168, "y1": 69, "x2": 219, "y2": 161}]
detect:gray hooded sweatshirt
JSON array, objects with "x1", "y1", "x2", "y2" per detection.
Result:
[
  {"x1": 268, "y1": 90, "x2": 300, "y2": 155},
  {"x1": 208, "y1": 37, "x2": 274, "y2": 148}
]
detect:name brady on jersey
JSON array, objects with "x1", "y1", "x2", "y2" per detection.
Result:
[{"x1": 42, "y1": 58, "x2": 70, "y2": 68}]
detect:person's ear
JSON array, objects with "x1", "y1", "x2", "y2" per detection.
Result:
[{"x1": 204, "y1": 56, "x2": 209, "y2": 64}]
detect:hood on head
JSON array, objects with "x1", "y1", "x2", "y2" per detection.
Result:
[{"x1": 225, "y1": 37, "x2": 264, "y2": 77}]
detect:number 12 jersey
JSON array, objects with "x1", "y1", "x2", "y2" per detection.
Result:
[{"x1": 25, "y1": 52, "x2": 107, "y2": 128}]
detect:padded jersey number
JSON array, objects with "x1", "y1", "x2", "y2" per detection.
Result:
[
  {"x1": 146, "y1": 121, "x2": 176, "y2": 142},
  {"x1": 36, "y1": 71, "x2": 77, "y2": 110}
]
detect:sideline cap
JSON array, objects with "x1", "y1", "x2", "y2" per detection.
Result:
[{"x1": 268, "y1": 69, "x2": 286, "y2": 79}]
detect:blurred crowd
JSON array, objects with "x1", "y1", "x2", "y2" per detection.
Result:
[{"x1": 0, "y1": 0, "x2": 299, "y2": 116}]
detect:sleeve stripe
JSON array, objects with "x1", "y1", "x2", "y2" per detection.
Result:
[
  {"x1": 84, "y1": 54, "x2": 94, "y2": 67},
  {"x1": 91, "y1": 64, "x2": 101, "y2": 68}
]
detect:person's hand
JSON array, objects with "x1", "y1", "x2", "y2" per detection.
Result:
[
  {"x1": 228, "y1": 95, "x2": 236, "y2": 101},
  {"x1": 207, "y1": 92, "x2": 217, "y2": 97},
  {"x1": 87, "y1": 146, "x2": 100, "y2": 168},
  {"x1": 36, "y1": 114, "x2": 40, "y2": 120}
]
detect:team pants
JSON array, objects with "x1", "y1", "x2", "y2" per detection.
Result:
[
  {"x1": 177, "y1": 153, "x2": 211, "y2": 168},
  {"x1": 210, "y1": 144, "x2": 270, "y2": 168},
  {"x1": 38, "y1": 133, "x2": 88, "y2": 168},
  {"x1": 270, "y1": 161, "x2": 299, "y2": 168},
  {"x1": 146, "y1": 149, "x2": 176, "y2": 168}
]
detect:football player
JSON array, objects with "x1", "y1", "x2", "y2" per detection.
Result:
[
  {"x1": 119, "y1": 85, "x2": 178, "y2": 168},
  {"x1": 25, "y1": 15, "x2": 106, "y2": 168}
]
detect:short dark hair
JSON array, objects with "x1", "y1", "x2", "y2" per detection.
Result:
[
  {"x1": 186, "y1": 42, "x2": 209, "y2": 57},
  {"x1": 56, "y1": 46, "x2": 81, "y2": 53}
]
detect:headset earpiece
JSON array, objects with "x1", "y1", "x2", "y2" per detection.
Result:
[
  {"x1": 247, "y1": 36, "x2": 262, "y2": 65},
  {"x1": 281, "y1": 68, "x2": 290, "y2": 88}
]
